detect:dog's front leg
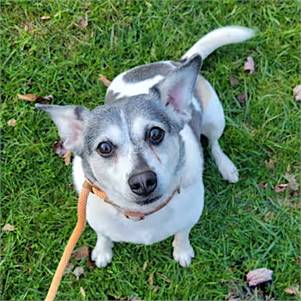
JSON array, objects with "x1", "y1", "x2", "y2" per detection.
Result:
[
  {"x1": 91, "y1": 233, "x2": 114, "y2": 268},
  {"x1": 172, "y1": 228, "x2": 195, "y2": 267}
]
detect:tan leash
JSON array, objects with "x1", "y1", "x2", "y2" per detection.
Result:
[
  {"x1": 45, "y1": 180, "x2": 92, "y2": 301},
  {"x1": 45, "y1": 180, "x2": 180, "y2": 300}
]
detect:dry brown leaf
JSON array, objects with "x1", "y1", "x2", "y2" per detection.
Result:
[
  {"x1": 148, "y1": 273, "x2": 154, "y2": 287},
  {"x1": 86, "y1": 257, "x2": 95, "y2": 269},
  {"x1": 274, "y1": 183, "x2": 288, "y2": 193},
  {"x1": 73, "y1": 266, "x2": 84, "y2": 280},
  {"x1": 80, "y1": 287, "x2": 86, "y2": 299},
  {"x1": 246, "y1": 268, "x2": 273, "y2": 287},
  {"x1": 244, "y1": 56, "x2": 255, "y2": 74},
  {"x1": 99, "y1": 74, "x2": 112, "y2": 87},
  {"x1": 53, "y1": 140, "x2": 68, "y2": 157},
  {"x1": 142, "y1": 261, "x2": 148, "y2": 271},
  {"x1": 265, "y1": 159, "x2": 276, "y2": 169},
  {"x1": 293, "y1": 84, "x2": 301, "y2": 102},
  {"x1": 284, "y1": 286, "x2": 301, "y2": 296},
  {"x1": 43, "y1": 95, "x2": 54, "y2": 102},
  {"x1": 2, "y1": 224, "x2": 15, "y2": 232},
  {"x1": 18, "y1": 93, "x2": 39, "y2": 102},
  {"x1": 237, "y1": 93, "x2": 247, "y2": 105},
  {"x1": 229, "y1": 76, "x2": 239, "y2": 87},
  {"x1": 24, "y1": 22, "x2": 34, "y2": 33},
  {"x1": 64, "y1": 262, "x2": 74, "y2": 275},
  {"x1": 7, "y1": 119, "x2": 17, "y2": 127},
  {"x1": 41, "y1": 16, "x2": 51, "y2": 20},
  {"x1": 78, "y1": 14, "x2": 88, "y2": 29},
  {"x1": 72, "y1": 246, "x2": 89, "y2": 260},
  {"x1": 63, "y1": 151, "x2": 73, "y2": 166},
  {"x1": 18, "y1": 93, "x2": 53, "y2": 103},
  {"x1": 284, "y1": 173, "x2": 299, "y2": 192},
  {"x1": 259, "y1": 182, "x2": 268, "y2": 189}
]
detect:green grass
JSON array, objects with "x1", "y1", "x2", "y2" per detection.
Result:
[{"x1": 1, "y1": 0, "x2": 300, "y2": 300}]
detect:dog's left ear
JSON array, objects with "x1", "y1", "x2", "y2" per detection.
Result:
[
  {"x1": 153, "y1": 54, "x2": 202, "y2": 124},
  {"x1": 36, "y1": 104, "x2": 90, "y2": 153}
]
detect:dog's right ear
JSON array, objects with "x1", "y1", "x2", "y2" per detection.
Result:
[
  {"x1": 152, "y1": 54, "x2": 202, "y2": 126},
  {"x1": 36, "y1": 104, "x2": 90, "y2": 152}
]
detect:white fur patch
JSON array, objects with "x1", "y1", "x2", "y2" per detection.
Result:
[{"x1": 108, "y1": 73, "x2": 163, "y2": 98}]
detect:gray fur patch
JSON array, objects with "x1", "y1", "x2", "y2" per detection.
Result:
[
  {"x1": 189, "y1": 106, "x2": 202, "y2": 140},
  {"x1": 132, "y1": 153, "x2": 150, "y2": 173},
  {"x1": 84, "y1": 104, "x2": 123, "y2": 154},
  {"x1": 81, "y1": 156, "x2": 97, "y2": 183},
  {"x1": 123, "y1": 61, "x2": 176, "y2": 83},
  {"x1": 174, "y1": 136, "x2": 185, "y2": 174}
]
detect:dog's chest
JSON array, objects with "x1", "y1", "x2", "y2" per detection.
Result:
[{"x1": 86, "y1": 181, "x2": 204, "y2": 244}]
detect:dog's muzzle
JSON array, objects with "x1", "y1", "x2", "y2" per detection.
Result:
[{"x1": 128, "y1": 170, "x2": 157, "y2": 197}]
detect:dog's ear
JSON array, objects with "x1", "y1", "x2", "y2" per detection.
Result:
[
  {"x1": 36, "y1": 104, "x2": 90, "y2": 152},
  {"x1": 153, "y1": 54, "x2": 202, "y2": 124}
]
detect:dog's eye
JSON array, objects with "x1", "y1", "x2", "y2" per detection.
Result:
[
  {"x1": 146, "y1": 127, "x2": 165, "y2": 145},
  {"x1": 96, "y1": 141, "x2": 115, "y2": 157}
]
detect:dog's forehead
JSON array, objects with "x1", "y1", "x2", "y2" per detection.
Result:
[
  {"x1": 91, "y1": 94, "x2": 175, "y2": 129},
  {"x1": 84, "y1": 94, "x2": 180, "y2": 153}
]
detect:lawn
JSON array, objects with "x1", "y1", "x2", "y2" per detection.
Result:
[{"x1": 1, "y1": 0, "x2": 300, "y2": 300}]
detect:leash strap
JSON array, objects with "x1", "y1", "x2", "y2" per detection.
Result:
[{"x1": 45, "y1": 181, "x2": 91, "y2": 301}]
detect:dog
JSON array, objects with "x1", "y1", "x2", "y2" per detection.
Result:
[{"x1": 37, "y1": 26, "x2": 254, "y2": 268}]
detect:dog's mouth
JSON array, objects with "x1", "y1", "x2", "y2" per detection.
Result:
[{"x1": 135, "y1": 195, "x2": 162, "y2": 206}]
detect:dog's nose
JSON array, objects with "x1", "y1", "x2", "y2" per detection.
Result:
[{"x1": 128, "y1": 171, "x2": 157, "y2": 196}]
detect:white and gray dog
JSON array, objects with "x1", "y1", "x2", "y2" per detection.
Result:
[{"x1": 37, "y1": 26, "x2": 254, "y2": 267}]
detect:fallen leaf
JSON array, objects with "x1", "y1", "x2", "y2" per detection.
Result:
[
  {"x1": 99, "y1": 74, "x2": 111, "y2": 87},
  {"x1": 78, "y1": 14, "x2": 88, "y2": 29},
  {"x1": 23, "y1": 22, "x2": 34, "y2": 33},
  {"x1": 284, "y1": 173, "x2": 299, "y2": 192},
  {"x1": 259, "y1": 182, "x2": 268, "y2": 189},
  {"x1": 53, "y1": 140, "x2": 73, "y2": 165},
  {"x1": 63, "y1": 151, "x2": 73, "y2": 166},
  {"x1": 293, "y1": 84, "x2": 301, "y2": 102},
  {"x1": 72, "y1": 246, "x2": 89, "y2": 260},
  {"x1": 80, "y1": 287, "x2": 86, "y2": 299},
  {"x1": 148, "y1": 273, "x2": 154, "y2": 287},
  {"x1": 86, "y1": 257, "x2": 95, "y2": 269},
  {"x1": 244, "y1": 56, "x2": 255, "y2": 74},
  {"x1": 18, "y1": 93, "x2": 39, "y2": 102},
  {"x1": 64, "y1": 263, "x2": 74, "y2": 275},
  {"x1": 7, "y1": 119, "x2": 17, "y2": 127},
  {"x1": 41, "y1": 16, "x2": 51, "y2": 20},
  {"x1": 284, "y1": 286, "x2": 301, "y2": 296},
  {"x1": 43, "y1": 95, "x2": 54, "y2": 102},
  {"x1": 265, "y1": 159, "x2": 276, "y2": 169},
  {"x1": 73, "y1": 266, "x2": 84, "y2": 280},
  {"x1": 2, "y1": 224, "x2": 15, "y2": 232},
  {"x1": 274, "y1": 183, "x2": 288, "y2": 193},
  {"x1": 17, "y1": 93, "x2": 53, "y2": 103},
  {"x1": 53, "y1": 140, "x2": 68, "y2": 157},
  {"x1": 246, "y1": 268, "x2": 273, "y2": 287},
  {"x1": 142, "y1": 261, "x2": 148, "y2": 271},
  {"x1": 229, "y1": 76, "x2": 239, "y2": 87},
  {"x1": 237, "y1": 93, "x2": 247, "y2": 105}
]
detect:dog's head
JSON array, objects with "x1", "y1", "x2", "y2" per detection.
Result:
[{"x1": 37, "y1": 55, "x2": 201, "y2": 210}]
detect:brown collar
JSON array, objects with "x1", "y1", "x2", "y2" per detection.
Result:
[{"x1": 85, "y1": 179, "x2": 180, "y2": 220}]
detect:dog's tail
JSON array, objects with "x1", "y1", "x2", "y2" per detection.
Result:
[{"x1": 181, "y1": 26, "x2": 255, "y2": 61}]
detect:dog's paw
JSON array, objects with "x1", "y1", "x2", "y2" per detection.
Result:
[
  {"x1": 91, "y1": 246, "x2": 113, "y2": 268},
  {"x1": 173, "y1": 244, "x2": 195, "y2": 267},
  {"x1": 218, "y1": 157, "x2": 239, "y2": 183}
]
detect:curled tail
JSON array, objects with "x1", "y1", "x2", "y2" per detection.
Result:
[{"x1": 181, "y1": 26, "x2": 255, "y2": 61}]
